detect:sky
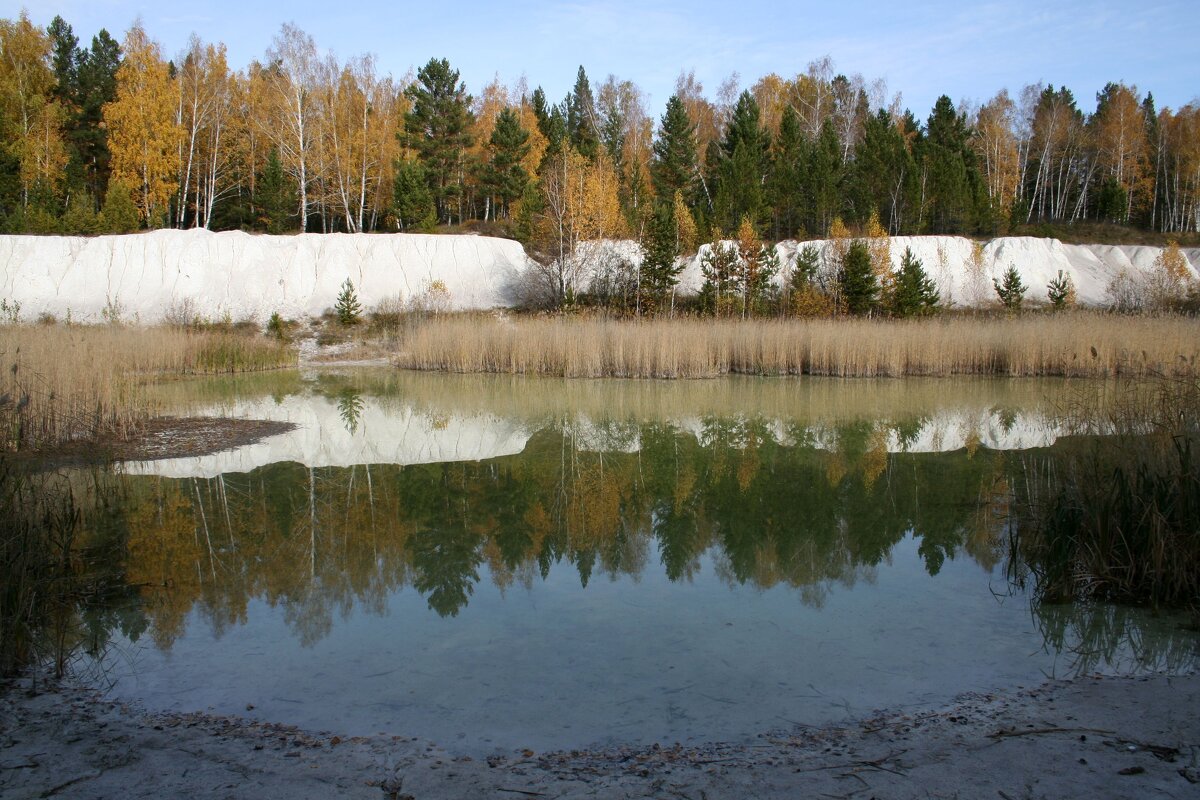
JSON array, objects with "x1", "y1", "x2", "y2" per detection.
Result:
[{"x1": 11, "y1": 0, "x2": 1200, "y2": 120}]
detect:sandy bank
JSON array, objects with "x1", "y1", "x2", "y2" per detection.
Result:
[{"x1": 3, "y1": 672, "x2": 1196, "y2": 799}]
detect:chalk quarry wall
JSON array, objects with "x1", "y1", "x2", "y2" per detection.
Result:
[{"x1": 1, "y1": 229, "x2": 1197, "y2": 322}]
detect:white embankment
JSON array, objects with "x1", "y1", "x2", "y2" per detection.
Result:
[
  {"x1": 1, "y1": 230, "x2": 1196, "y2": 322},
  {"x1": 0, "y1": 229, "x2": 531, "y2": 322}
]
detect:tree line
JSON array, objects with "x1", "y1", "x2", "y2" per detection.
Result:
[{"x1": 1, "y1": 12, "x2": 1198, "y2": 255}]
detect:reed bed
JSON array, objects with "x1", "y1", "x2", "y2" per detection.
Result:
[
  {"x1": 394, "y1": 314, "x2": 1200, "y2": 379},
  {"x1": 0, "y1": 324, "x2": 294, "y2": 452}
]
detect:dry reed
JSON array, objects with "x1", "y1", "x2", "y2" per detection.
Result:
[
  {"x1": 0, "y1": 325, "x2": 294, "y2": 452},
  {"x1": 394, "y1": 313, "x2": 1200, "y2": 379}
]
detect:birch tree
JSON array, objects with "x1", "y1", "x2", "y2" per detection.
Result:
[{"x1": 263, "y1": 23, "x2": 319, "y2": 230}]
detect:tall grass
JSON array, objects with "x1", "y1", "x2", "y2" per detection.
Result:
[
  {"x1": 394, "y1": 314, "x2": 1200, "y2": 379},
  {"x1": 0, "y1": 324, "x2": 294, "y2": 452},
  {"x1": 1007, "y1": 372, "x2": 1200, "y2": 608}
]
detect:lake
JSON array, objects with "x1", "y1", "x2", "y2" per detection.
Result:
[{"x1": 76, "y1": 370, "x2": 1197, "y2": 755}]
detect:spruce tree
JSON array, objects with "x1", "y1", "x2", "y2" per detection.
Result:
[
  {"x1": 767, "y1": 106, "x2": 807, "y2": 240},
  {"x1": 651, "y1": 95, "x2": 699, "y2": 204},
  {"x1": 807, "y1": 121, "x2": 844, "y2": 235},
  {"x1": 921, "y1": 96, "x2": 985, "y2": 233},
  {"x1": 482, "y1": 107, "x2": 531, "y2": 219},
  {"x1": 566, "y1": 66, "x2": 599, "y2": 160},
  {"x1": 840, "y1": 240, "x2": 879, "y2": 315},
  {"x1": 711, "y1": 92, "x2": 770, "y2": 231},
  {"x1": 77, "y1": 29, "x2": 122, "y2": 203},
  {"x1": 890, "y1": 248, "x2": 940, "y2": 317},
  {"x1": 255, "y1": 149, "x2": 296, "y2": 234},
  {"x1": 404, "y1": 58, "x2": 474, "y2": 224},
  {"x1": 638, "y1": 202, "x2": 682, "y2": 314}
]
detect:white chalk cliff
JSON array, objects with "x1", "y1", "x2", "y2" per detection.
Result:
[{"x1": 1, "y1": 229, "x2": 1196, "y2": 322}]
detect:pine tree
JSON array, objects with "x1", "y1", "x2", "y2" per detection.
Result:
[
  {"x1": 482, "y1": 107, "x2": 530, "y2": 220},
  {"x1": 651, "y1": 95, "x2": 698, "y2": 204},
  {"x1": 404, "y1": 58, "x2": 474, "y2": 224},
  {"x1": 638, "y1": 201, "x2": 681, "y2": 314},
  {"x1": 1046, "y1": 270, "x2": 1076, "y2": 310},
  {"x1": 840, "y1": 240, "x2": 878, "y2": 315},
  {"x1": 335, "y1": 278, "x2": 362, "y2": 325},
  {"x1": 890, "y1": 248, "x2": 940, "y2": 317},
  {"x1": 993, "y1": 265, "x2": 1027, "y2": 311},
  {"x1": 699, "y1": 238, "x2": 740, "y2": 315}
]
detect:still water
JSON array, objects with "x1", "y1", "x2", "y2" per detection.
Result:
[{"x1": 84, "y1": 370, "x2": 1197, "y2": 754}]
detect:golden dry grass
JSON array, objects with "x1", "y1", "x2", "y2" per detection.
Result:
[
  {"x1": 0, "y1": 325, "x2": 295, "y2": 452},
  {"x1": 393, "y1": 313, "x2": 1200, "y2": 379}
]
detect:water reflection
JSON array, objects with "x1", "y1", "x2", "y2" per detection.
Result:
[{"x1": 72, "y1": 371, "x2": 1198, "y2": 750}]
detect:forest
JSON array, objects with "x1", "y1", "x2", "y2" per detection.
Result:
[{"x1": 1, "y1": 10, "x2": 1198, "y2": 254}]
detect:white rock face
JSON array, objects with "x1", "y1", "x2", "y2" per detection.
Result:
[
  {"x1": 0, "y1": 229, "x2": 531, "y2": 323},
  {"x1": 1, "y1": 230, "x2": 1195, "y2": 321},
  {"x1": 685, "y1": 236, "x2": 1199, "y2": 306}
]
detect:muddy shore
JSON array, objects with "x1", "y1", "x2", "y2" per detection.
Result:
[{"x1": 3, "y1": 671, "x2": 1197, "y2": 799}]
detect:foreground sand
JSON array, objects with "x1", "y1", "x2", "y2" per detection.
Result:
[{"x1": 2, "y1": 672, "x2": 1197, "y2": 799}]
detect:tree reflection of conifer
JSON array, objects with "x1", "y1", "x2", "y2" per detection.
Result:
[{"x1": 337, "y1": 390, "x2": 364, "y2": 434}]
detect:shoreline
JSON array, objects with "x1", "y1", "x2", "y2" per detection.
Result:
[{"x1": 3, "y1": 671, "x2": 1197, "y2": 799}]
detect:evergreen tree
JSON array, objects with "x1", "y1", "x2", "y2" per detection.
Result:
[
  {"x1": 638, "y1": 201, "x2": 682, "y2": 314},
  {"x1": 482, "y1": 107, "x2": 531, "y2": 220},
  {"x1": 921, "y1": 96, "x2": 985, "y2": 233},
  {"x1": 76, "y1": 29, "x2": 121, "y2": 203},
  {"x1": 61, "y1": 189, "x2": 101, "y2": 234},
  {"x1": 699, "y1": 239, "x2": 740, "y2": 315},
  {"x1": 840, "y1": 240, "x2": 878, "y2": 315},
  {"x1": 711, "y1": 91, "x2": 770, "y2": 231},
  {"x1": 1046, "y1": 270, "x2": 1076, "y2": 310},
  {"x1": 790, "y1": 244, "x2": 821, "y2": 293},
  {"x1": 99, "y1": 179, "x2": 139, "y2": 233},
  {"x1": 767, "y1": 106, "x2": 807, "y2": 239},
  {"x1": 851, "y1": 109, "x2": 914, "y2": 232},
  {"x1": 807, "y1": 121, "x2": 844, "y2": 235},
  {"x1": 993, "y1": 265, "x2": 1027, "y2": 311},
  {"x1": 404, "y1": 58, "x2": 474, "y2": 224},
  {"x1": 890, "y1": 247, "x2": 940, "y2": 317},
  {"x1": 255, "y1": 148, "x2": 296, "y2": 234},
  {"x1": 566, "y1": 66, "x2": 599, "y2": 160},
  {"x1": 335, "y1": 278, "x2": 362, "y2": 325},
  {"x1": 651, "y1": 95, "x2": 699, "y2": 204},
  {"x1": 392, "y1": 158, "x2": 436, "y2": 231}
]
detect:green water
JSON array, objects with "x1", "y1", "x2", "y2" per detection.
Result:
[{"x1": 71, "y1": 370, "x2": 1197, "y2": 754}]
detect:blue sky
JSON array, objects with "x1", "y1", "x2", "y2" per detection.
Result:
[{"x1": 13, "y1": 0, "x2": 1200, "y2": 119}]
